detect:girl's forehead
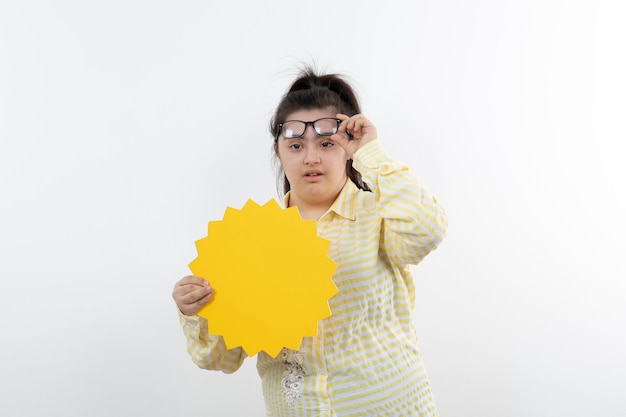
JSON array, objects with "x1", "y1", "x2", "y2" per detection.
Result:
[{"x1": 285, "y1": 107, "x2": 336, "y2": 121}]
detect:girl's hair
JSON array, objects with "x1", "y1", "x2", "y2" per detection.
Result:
[{"x1": 270, "y1": 67, "x2": 371, "y2": 196}]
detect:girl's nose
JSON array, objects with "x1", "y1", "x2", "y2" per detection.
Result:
[{"x1": 303, "y1": 144, "x2": 321, "y2": 164}]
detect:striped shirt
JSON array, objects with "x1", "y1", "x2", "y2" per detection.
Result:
[{"x1": 179, "y1": 139, "x2": 448, "y2": 416}]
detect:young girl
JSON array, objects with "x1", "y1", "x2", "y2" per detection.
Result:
[{"x1": 172, "y1": 68, "x2": 448, "y2": 416}]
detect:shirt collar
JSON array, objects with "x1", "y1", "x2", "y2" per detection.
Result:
[{"x1": 281, "y1": 179, "x2": 357, "y2": 221}]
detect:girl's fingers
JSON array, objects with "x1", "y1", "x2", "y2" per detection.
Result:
[{"x1": 180, "y1": 275, "x2": 210, "y2": 286}]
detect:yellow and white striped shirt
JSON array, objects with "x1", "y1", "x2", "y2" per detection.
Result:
[{"x1": 179, "y1": 139, "x2": 448, "y2": 416}]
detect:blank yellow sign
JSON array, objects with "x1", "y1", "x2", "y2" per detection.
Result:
[{"x1": 189, "y1": 199, "x2": 338, "y2": 358}]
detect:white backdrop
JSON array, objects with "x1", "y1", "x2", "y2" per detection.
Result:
[{"x1": 1, "y1": 1, "x2": 625, "y2": 416}]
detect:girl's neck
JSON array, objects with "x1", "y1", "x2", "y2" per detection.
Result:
[
  {"x1": 297, "y1": 207, "x2": 327, "y2": 221},
  {"x1": 287, "y1": 194, "x2": 334, "y2": 221}
]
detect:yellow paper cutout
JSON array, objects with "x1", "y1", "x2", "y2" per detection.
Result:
[{"x1": 188, "y1": 199, "x2": 338, "y2": 358}]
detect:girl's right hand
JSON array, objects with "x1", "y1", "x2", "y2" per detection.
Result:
[{"x1": 172, "y1": 275, "x2": 214, "y2": 316}]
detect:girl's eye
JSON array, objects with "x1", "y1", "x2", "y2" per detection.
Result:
[
  {"x1": 321, "y1": 141, "x2": 334, "y2": 148},
  {"x1": 289, "y1": 143, "x2": 302, "y2": 150}
]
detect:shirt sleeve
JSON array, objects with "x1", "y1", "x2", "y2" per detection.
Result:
[
  {"x1": 178, "y1": 310, "x2": 247, "y2": 373},
  {"x1": 352, "y1": 139, "x2": 448, "y2": 266}
]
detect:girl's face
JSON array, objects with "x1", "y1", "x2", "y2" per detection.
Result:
[{"x1": 275, "y1": 107, "x2": 349, "y2": 213}]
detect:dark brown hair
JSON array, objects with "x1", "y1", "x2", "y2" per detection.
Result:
[{"x1": 270, "y1": 67, "x2": 371, "y2": 196}]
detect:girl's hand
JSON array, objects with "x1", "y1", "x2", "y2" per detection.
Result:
[
  {"x1": 331, "y1": 113, "x2": 378, "y2": 159},
  {"x1": 172, "y1": 275, "x2": 213, "y2": 316}
]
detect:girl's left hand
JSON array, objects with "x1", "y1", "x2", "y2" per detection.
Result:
[{"x1": 331, "y1": 113, "x2": 378, "y2": 159}]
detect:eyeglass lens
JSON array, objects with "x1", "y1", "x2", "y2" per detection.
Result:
[{"x1": 281, "y1": 118, "x2": 339, "y2": 139}]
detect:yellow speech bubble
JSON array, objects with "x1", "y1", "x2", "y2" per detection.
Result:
[{"x1": 189, "y1": 199, "x2": 337, "y2": 358}]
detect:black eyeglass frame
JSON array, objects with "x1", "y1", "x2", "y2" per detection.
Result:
[{"x1": 276, "y1": 117, "x2": 345, "y2": 142}]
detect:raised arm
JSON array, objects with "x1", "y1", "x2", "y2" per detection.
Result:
[{"x1": 353, "y1": 139, "x2": 448, "y2": 266}]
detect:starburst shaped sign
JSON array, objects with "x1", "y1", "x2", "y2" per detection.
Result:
[{"x1": 188, "y1": 199, "x2": 338, "y2": 358}]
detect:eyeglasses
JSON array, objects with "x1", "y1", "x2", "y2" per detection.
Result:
[{"x1": 277, "y1": 117, "x2": 341, "y2": 140}]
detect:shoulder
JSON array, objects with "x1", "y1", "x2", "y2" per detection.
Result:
[{"x1": 353, "y1": 186, "x2": 378, "y2": 218}]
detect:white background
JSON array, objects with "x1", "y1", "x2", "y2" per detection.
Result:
[{"x1": 1, "y1": 1, "x2": 625, "y2": 416}]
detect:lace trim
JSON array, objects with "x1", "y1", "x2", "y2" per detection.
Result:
[{"x1": 280, "y1": 348, "x2": 307, "y2": 406}]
